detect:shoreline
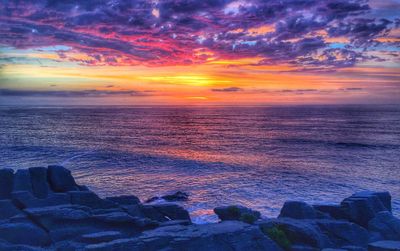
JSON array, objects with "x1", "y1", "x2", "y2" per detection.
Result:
[{"x1": 1, "y1": 165, "x2": 399, "y2": 250}]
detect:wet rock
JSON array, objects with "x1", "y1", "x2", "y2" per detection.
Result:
[
  {"x1": 368, "y1": 211, "x2": 400, "y2": 241},
  {"x1": 106, "y1": 195, "x2": 140, "y2": 205},
  {"x1": 0, "y1": 222, "x2": 51, "y2": 246},
  {"x1": 69, "y1": 191, "x2": 117, "y2": 209},
  {"x1": 0, "y1": 168, "x2": 14, "y2": 199},
  {"x1": 145, "y1": 196, "x2": 160, "y2": 203},
  {"x1": 0, "y1": 199, "x2": 22, "y2": 219},
  {"x1": 368, "y1": 240, "x2": 400, "y2": 251},
  {"x1": 162, "y1": 191, "x2": 189, "y2": 201},
  {"x1": 279, "y1": 201, "x2": 318, "y2": 219},
  {"x1": 47, "y1": 165, "x2": 79, "y2": 192},
  {"x1": 29, "y1": 167, "x2": 50, "y2": 199},
  {"x1": 146, "y1": 191, "x2": 189, "y2": 203},
  {"x1": 214, "y1": 205, "x2": 261, "y2": 223},
  {"x1": 13, "y1": 169, "x2": 33, "y2": 193}
]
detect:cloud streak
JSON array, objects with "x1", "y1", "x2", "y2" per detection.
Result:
[{"x1": 0, "y1": 89, "x2": 148, "y2": 97}]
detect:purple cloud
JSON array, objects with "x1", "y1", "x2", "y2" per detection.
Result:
[{"x1": 0, "y1": 0, "x2": 398, "y2": 69}]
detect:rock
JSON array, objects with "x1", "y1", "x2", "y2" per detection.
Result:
[
  {"x1": 152, "y1": 203, "x2": 191, "y2": 222},
  {"x1": 69, "y1": 191, "x2": 117, "y2": 209},
  {"x1": 146, "y1": 196, "x2": 161, "y2": 203},
  {"x1": 12, "y1": 191, "x2": 70, "y2": 209},
  {"x1": 162, "y1": 191, "x2": 189, "y2": 201},
  {"x1": 313, "y1": 204, "x2": 347, "y2": 220},
  {"x1": 0, "y1": 199, "x2": 22, "y2": 220},
  {"x1": 29, "y1": 167, "x2": 50, "y2": 198},
  {"x1": 341, "y1": 191, "x2": 391, "y2": 227},
  {"x1": 146, "y1": 191, "x2": 189, "y2": 203},
  {"x1": 0, "y1": 241, "x2": 47, "y2": 251},
  {"x1": 92, "y1": 211, "x2": 158, "y2": 230},
  {"x1": 24, "y1": 204, "x2": 99, "y2": 242},
  {"x1": 279, "y1": 201, "x2": 317, "y2": 219},
  {"x1": 13, "y1": 169, "x2": 33, "y2": 193},
  {"x1": 0, "y1": 168, "x2": 14, "y2": 199},
  {"x1": 47, "y1": 165, "x2": 79, "y2": 192},
  {"x1": 258, "y1": 218, "x2": 328, "y2": 248},
  {"x1": 85, "y1": 221, "x2": 283, "y2": 251},
  {"x1": 159, "y1": 219, "x2": 191, "y2": 227},
  {"x1": 368, "y1": 211, "x2": 400, "y2": 240},
  {"x1": 214, "y1": 205, "x2": 261, "y2": 224},
  {"x1": 368, "y1": 241, "x2": 400, "y2": 251},
  {"x1": 106, "y1": 195, "x2": 140, "y2": 205},
  {"x1": 0, "y1": 222, "x2": 51, "y2": 246},
  {"x1": 315, "y1": 219, "x2": 369, "y2": 248},
  {"x1": 139, "y1": 204, "x2": 168, "y2": 221},
  {"x1": 80, "y1": 231, "x2": 124, "y2": 244}
]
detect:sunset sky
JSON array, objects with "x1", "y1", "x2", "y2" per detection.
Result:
[{"x1": 0, "y1": 0, "x2": 399, "y2": 105}]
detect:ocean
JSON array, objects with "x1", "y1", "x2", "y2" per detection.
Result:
[{"x1": 0, "y1": 105, "x2": 399, "y2": 222}]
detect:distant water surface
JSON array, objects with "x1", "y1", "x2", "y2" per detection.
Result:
[{"x1": 0, "y1": 105, "x2": 399, "y2": 222}]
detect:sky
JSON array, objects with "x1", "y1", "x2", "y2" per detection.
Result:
[{"x1": 0, "y1": 0, "x2": 399, "y2": 105}]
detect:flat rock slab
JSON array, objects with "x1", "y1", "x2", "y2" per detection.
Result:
[
  {"x1": 368, "y1": 241, "x2": 400, "y2": 251},
  {"x1": 86, "y1": 221, "x2": 283, "y2": 251}
]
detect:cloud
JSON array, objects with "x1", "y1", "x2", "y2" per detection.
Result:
[
  {"x1": 211, "y1": 87, "x2": 243, "y2": 92},
  {"x1": 0, "y1": 0, "x2": 398, "y2": 69},
  {"x1": 0, "y1": 89, "x2": 148, "y2": 97}
]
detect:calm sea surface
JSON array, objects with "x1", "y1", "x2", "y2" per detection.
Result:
[{"x1": 1, "y1": 105, "x2": 399, "y2": 222}]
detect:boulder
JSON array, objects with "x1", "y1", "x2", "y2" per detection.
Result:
[
  {"x1": 279, "y1": 201, "x2": 317, "y2": 219},
  {"x1": 258, "y1": 218, "x2": 328, "y2": 248},
  {"x1": 340, "y1": 191, "x2": 391, "y2": 227},
  {"x1": 69, "y1": 191, "x2": 117, "y2": 209},
  {"x1": 368, "y1": 241, "x2": 400, "y2": 251},
  {"x1": 0, "y1": 199, "x2": 22, "y2": 220},
  {"x1": 29, "y1": 167, "x2": 50, "y2": 199},
  {"x1": 214, "y1": 205, "x2": 261, "y2": 223},
  {"x1": 85, "y1": 221, "x2": 283, "y2": 251},
  {"x1": 13, "y1": 169, "x2": 33, "y2": 193},
  {"x1": 152, "y1": 203, "x2": 191, "y2": 222},
  {"x1": 106, "y1": 195, "x2": 140, "y2": 205},
  {"x1": 47, "y1": 165, "x2": 79, "y2": 192},
  {"x1": 0, "y1": 168, "x2": 14, "y2": 199},
  {"x1": 368, "y1": 211, "x2": 400, "y2": 240},
  {"x1": 0, "y1": 222, "x2": 51, "y2": 246}
]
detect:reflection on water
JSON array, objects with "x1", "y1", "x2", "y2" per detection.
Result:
[{"x1": 1, "y1": 105, "x2": 399, "y2": 222}]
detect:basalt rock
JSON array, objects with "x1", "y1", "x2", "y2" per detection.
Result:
[
  {"x1": 47, "y1": 165, "x2": 79, "y2": 192},
  {"x1": 0, "y1": 166, "x2": 398, "y2": 251},
  {"x1": 368, "y1": 211, "x2": 400, "y2": 241},
  {"x1": 0, "y1": 168, "x2": 14, "y2": 199}
]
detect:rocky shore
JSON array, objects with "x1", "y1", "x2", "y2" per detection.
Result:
[{"x1": 0, "y1": 166, "x2": 399, "y2": 251}]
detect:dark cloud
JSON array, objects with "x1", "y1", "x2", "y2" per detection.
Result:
[
  {"x1": 0, "y1": 0, "x2": 398, "y2": 68},
  {"x1": 0, "y1": 89, "x2": 148, "y2": 97},
  {"x1": 211, "y1": 87, "x2": 243, "y2": 92}
]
